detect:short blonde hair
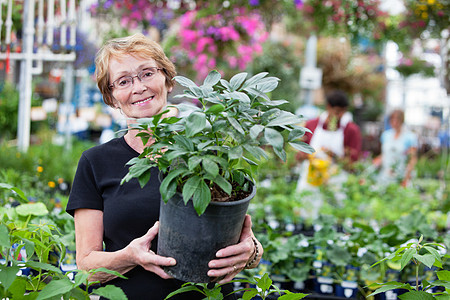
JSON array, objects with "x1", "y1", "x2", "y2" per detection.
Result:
[{"x1": 95, "y1": 33, "x2": 177, "y2": 107}]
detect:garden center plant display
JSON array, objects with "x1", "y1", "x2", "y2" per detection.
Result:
[
  {"x1": 368, "y1": 235, "x2": 450, "y2": 299},
  {"x1": 0, "y1": 184, "x2": 127, "y2": 300},
  {"x1": 121, "y1": 70, "x2": 314, "y2": 282}
]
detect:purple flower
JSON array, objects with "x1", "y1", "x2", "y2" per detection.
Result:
[{"x1": 249, "y1": 0, "x2": 260, "y2": 6}]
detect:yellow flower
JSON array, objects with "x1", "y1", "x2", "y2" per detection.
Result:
[
  {"x1": 422, "y1": 12, "x2": 429, "y2": 19},
  {"x1": 37, "y1": 166, "x2": 44, "y2": 173},
  {"x1": 427, "y1": 0, "x2": 435, "y2": 4},
  {"x1": 57, "y1": 178, "x2": 64, "y2": 184},
  {"x1": 48, "y1": 181, "x2": 56, "y2": 188}
]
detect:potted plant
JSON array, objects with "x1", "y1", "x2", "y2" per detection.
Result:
[{"x1": 121, "y1": 70, "x2": 314, "y2": 282}]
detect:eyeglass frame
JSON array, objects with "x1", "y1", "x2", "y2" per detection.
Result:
[{"x1": 109, "y1": 67, "x2": 163, "y2": 90}]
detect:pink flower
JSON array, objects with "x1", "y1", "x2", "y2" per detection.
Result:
[
  {"x1": 207, "y1": 57, "x2": 216, "y2": 69},
  {"x1": 228, "y1": 56, "x2": 238, "y2": 68}
]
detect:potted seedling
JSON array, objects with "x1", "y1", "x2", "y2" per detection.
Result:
[{"x1": 121, "y1": 70, "x2": 314, "y2": 282}]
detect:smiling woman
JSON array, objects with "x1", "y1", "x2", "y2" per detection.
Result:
[{"x1": 65, "y1": 33, "x2": 262, "y2": 300}]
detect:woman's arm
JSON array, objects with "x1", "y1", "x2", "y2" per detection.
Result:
[
  {"x1": 402, "y1": 146, "x2": 418, "y2": 186},
  {"x1": 74, "y1": 208, "x2": 176, "y2": 283},
  {"x1": 207, "y1": 215, "x2": 263, "y2": 284}
]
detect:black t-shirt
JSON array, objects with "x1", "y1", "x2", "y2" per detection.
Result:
[{"x1": 67, "y1": 137, "x2": 236, "y2": 300}]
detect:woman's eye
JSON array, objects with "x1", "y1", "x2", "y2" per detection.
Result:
[
  {"x1": 142, "y1": 71, "x2": 154, "y2": 78},
  {"x1": 118, "y1": 78, "x2": 131, "y2": 86}
]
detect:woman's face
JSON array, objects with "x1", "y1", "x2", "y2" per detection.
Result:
[
  {"x1": 390, "y1": 112, "x2": 403, "y2": 130},
  {"x1": 109, "y1": 55, "x2": 171, "y2": 119}
]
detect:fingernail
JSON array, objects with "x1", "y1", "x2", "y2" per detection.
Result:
[{"x1": 170, "y1": 259, "x2": 176, "y2": 265}]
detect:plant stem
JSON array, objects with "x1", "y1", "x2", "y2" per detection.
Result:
[{"x1": 415, "y1": 262, "x2": 419, "y2": 291}]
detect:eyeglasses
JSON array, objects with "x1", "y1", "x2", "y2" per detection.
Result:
[{"x1": 109, "y1": 67, "x2": 162, "y2": 90}]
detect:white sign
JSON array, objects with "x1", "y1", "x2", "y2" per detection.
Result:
[{"x1": 300, "y1": 67, "x2": 323, "y2": 90}]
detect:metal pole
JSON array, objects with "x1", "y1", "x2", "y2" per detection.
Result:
[
  {"x1": 64, "y1": 62, "x2": 74, "y2": 150},
  {"x1": 17, "y1": 0, "x2": 35, "y2": 152},
  {"x1": 304, "y1": 35, "x2": 317, "y2": 106}
]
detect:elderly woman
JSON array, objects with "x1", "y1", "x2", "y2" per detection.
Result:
[{"x1": 66, "y1": 33, "x2": 262, "y2": 300}]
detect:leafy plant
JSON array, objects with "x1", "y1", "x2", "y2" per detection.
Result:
[
  {"x1": 165, "y1": 273, "x2": 308, "y2": 300},
  {"x1": 367, "y1": 235, "x2": 450, "y2": 299},
  {"x1": 122, "y1": 70, "x2": 314, "y2": 215},
  {"x1": 0, "y1": 184, "x2": 127, "y2": 299}
]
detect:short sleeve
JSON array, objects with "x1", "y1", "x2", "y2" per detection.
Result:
[
  {"x1": 66, "y1": 153, "x2": 104, "y2": 216},
  {"x1": 406, "y1": 132, "x2": 418, "y2": 149}
]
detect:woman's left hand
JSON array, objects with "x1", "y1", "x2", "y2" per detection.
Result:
[{"x1": 207, "y1": 214, "x2": 262, "y2": 284}]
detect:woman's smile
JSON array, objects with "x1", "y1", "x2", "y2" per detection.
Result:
[{"x1": 132, "y1": 96, "x2": 154, "y2": 106}]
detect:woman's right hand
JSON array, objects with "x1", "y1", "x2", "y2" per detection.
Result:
[{"x1": 125, "y1": 221, "x2": 176, "y2": 279}]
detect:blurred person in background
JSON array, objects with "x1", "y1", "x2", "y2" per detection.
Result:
[
  {"x1": 295, "y1": 90, "x2": 362, "y2": 218},
  {"x1": 296, "y1": 90, "x2": 362, "y2": 189},
  {"x1": 373, "y1": 109, "x2": 418, "y2": 187}
]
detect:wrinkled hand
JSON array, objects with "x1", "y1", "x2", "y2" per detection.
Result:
[
  {"x1": 126, "y1": 221, "x2": 176, "y2": 279},
  {"x1": 207, "y1": 215, "x2": 258, "y2": 284}
]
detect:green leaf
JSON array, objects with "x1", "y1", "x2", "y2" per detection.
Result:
[
  {"x1": 203, "y1": 70, "x2": 221, "y2": 86},
  {"x1": 182, "y1": 176, "x2": 201, "y2": 204},
  {"x1": 219, "y1": 79, "x2": 233, "y2": 92},
  {"x1": 160, "y1": 168, "x2": 189, "y2": 202},
  {"x1": 430, "y1": 280, "x2": 450, "y2": 290},
  {"x1": 16, "y1": 202, "x2": 49, "y2": 216},
  {"x1": 267, "y1": 112, "x2": 303, "y2": 127},
  {"x1": 289, "y1": 141, "x2": 315, "y2": 154},
  {"x1": 165, "y1": 285, "x2": 204, "y2": 299},
  {"x1": 241, "y1": 72, "x2": 268, "y2": 90},
  {"x1": 398, "y1": 290, "x2": 434, "y2": 300},
  {"x1": 423, "y1": 246, "x2": 441, "y2": 263},
  {"x1": 0, "y1": 224, "x2": 10, "y2": 248},
  {"x1": 174, "y1": 75, "x2": 197, "y2": 88},
  {"x1": 36, "y1": 278, "x2": 74, "y2": 300},
  {"x1": 230, "y1": 72, "x2": 248, "y2": 90},
  {"x1": 436, "y1": 270, "x2": 450, "y2": 282},
  {"x1": 192, "y1": 180, "x2": 211, "y2": 216},
  {"x1": 400, "y1": 248, "x2": 416, "y2": 270},
  {"x1": 0, "y1": 265, "x2": 20, "y2": 290},
  {"x1": 188, "y1": 156, "x2": 202, "y2": 171},
  {"x1": 203, "y1": 157, "x2": 219, "y2": 178},
  {"x1": 257, "y1": 273, "x2": 272, "y2": 291},
  {"x1": 173, "y1": 135, "x2": 195, "y2": 152},
  {"x1": 413, "y1": 253, "x2": 435, "y2": 268},
  {"x1": 264, "y1": 128, "x2": 284, "y2": 151},
  {"x1": 8, "y1": 276, "x2": 27, "y2": 299},
  {"x1": 227, "y1": 117, "x2": 245, "y2": 135},
  {"x1": 278, "y1": 291, "x2": 308, "y2": 300},
  {"x1": 229, "y1": 146, "x2": 243, "y2": 160},
  {"x1": 0, "y1": 183, "x2": 27, "y2": 201},
  {"x1": 225, "y1": 91, "x2": 251, "y2": 104},
  {"x1": 255, "y1": 77, "x2": 279, "y2": 93},
  {"x1": 243, "y1": 144, "x2": 268, "y2": 160},
  {"x1": 25, "y1": 261, "x2": 62, "y2": 274},
  {"x1": 186, "y1": 112, "x2": 206, "y2": 137},
  {"x1": 206, "y1": 104, "x2": 225, "y2": 114},
  {"x1": 367, "y1": 282, "x2": 407, "y2": 297},
  {"x1": 211, "y1": 175, "x2": 232, "y2": 195},
  {"x1": 73, "y1": 271, "x2": 90, "y2": 287},
  {"x1": 242, "y1": 290, "x2": 258, "y2": 300},
  {"x1": 93, "y1": 285, "x2": 127, "y2": 300},
  {"x1": 249, "y1": 125, "x2": 264, "y2": 140},
  {"x1": 244, "y1": 87, "x2": 270, "y2": 101}
]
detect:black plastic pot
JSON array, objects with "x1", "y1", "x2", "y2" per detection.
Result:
[{"x1": 157, "y1": 183, "x2": 256, "y2": 283}]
